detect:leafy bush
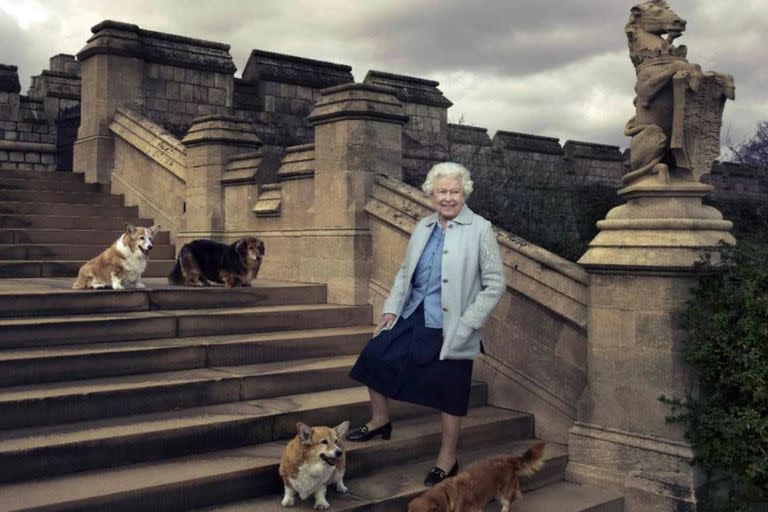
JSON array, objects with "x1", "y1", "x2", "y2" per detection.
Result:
[{"x1": 665, "y1": 231, "x2": 768, "y2": 511}]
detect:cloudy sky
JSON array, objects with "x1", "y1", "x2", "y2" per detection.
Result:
[{"x1": 1, "y1": 0, "x2": 765, "y2": 152}]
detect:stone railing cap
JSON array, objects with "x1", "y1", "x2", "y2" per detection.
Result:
[
  {"x1": 246, "y1": 49, "x2": 352, "y2": 72},
  {"x1": 364, "y1": 69, "x2": 453, "y2": 108}
]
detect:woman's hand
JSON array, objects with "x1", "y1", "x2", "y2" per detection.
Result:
[{"x1": 374, "y1": 313, "x2": 396, "y2": 336}]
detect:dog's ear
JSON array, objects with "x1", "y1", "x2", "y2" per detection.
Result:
[
  {"x1": 257, "y1": 239, "x2": 265, "y2": 256},
  {"x1": 235, "y1": 239, "x2": 247, "y2": 256},
  {"x1": 334, "y1": 420, "x2": 350, "y2": 439},
  {"x1": 297, "y1": 422, "x2": 313, "y2": 445},
  {"x1": 124, "y1": 223, "x2": 135, "y2": 235},
  {"x1": 149, "y1": 224, "x2": 160, "y2": 236}
]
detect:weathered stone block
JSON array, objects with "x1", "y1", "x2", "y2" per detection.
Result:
[
  {"x1": 148, "y1": 97, "x2": 169, "y2": 111},
  {"x1": 200, "y1": 72, "x2": 215, "y2": 87},
  {"x1": 0, "y1": 92, "x2": 8, "y2": 103},
  {"x1": 9, "y1": 151, "x2": 24, "y2": 162},
  {"x1": 0, "y1": 151, "x2": 7, "y2": 161},
  {"x1": 159, "y1": 65, "x2": 174, "y2": 81},
  {"x1": 214, "y1": 73, "x2": 228, "y2": 89},
  {"x1": 146, "y1": 63, "x2": 161, "y2": 79},
  {"x1": 41, "y1": 153, "x2": 55, "y2": 164},
  {"x1": 17, "y1": 162, "x2": 33, "y2": 170},
  {"x1": 173, "y1": 67, "x2": 185, "y2": 82},
  {"x1": 17, "y1": 122, "x2": 32, "y2": 133},
  {"x1": 164, "y1": 81, "x2": 180, "y2": 99},
  {"x1": 19, "y1": 132, "x2": 40, "y2": 142},
  {"x1": 169, "y1": 101, "x2": 186, "y2": 113},
  {"x1": 25, "y1": 153, "x2": 40, "y2": 163},
  {"x1": 180, "y1": 84, "x2": 194, "y2": 101},
  {"x1": 193, "y1": 85, "x2": 207, "y2": 102},
  {"x1": 185, "y1": 68, "x2": 200, "y2": 85},
  {"x1": 208, "y1": 87, "x2": 227, "y2": 106}
]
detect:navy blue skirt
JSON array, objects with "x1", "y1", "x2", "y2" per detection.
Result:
[{"x1": 348, "y1": 304, "x2": 473, "y2": 416}]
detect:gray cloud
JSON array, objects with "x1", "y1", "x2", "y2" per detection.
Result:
[{"x1": 0, "y1": 0, "x2": 765, "y2": 151}]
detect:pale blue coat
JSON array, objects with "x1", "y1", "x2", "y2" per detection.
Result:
[{"x1": 381, "y1": 205, "x2": 505, "y2": 360}]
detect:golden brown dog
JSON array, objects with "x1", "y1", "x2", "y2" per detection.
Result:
[
  {"x1": 279, "y1": 421, "x2": 349, "y2": 510},
  {"x1": 408, "y1": 442, "x2": 545, "y2": 512}
]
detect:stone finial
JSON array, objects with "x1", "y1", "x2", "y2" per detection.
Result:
[
  {"x1": 181, "y1": 115, "x2": 262, "y2": 148},
  {"x1": 307, "y1": 83, "x2": 408, "y2": 127}
]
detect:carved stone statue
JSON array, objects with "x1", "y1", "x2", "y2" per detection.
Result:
[{"x1": 623, "y1": 0, "x2": 735, "y2": 187}]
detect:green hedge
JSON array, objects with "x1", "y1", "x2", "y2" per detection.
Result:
[{"x1": 665, "y1": 230, "x2": 768, "y2": 511}]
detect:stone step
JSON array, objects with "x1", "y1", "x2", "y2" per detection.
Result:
[
  {"x1": 0, "y1": 278, "x2": 327, "y2": 318},
  {"x1": 0, "y1": 385, "x2": 490, "y2": 483},
  {"x1": 0, "y1": 169, "x2": 85, "y2": 182},
  {"x1": 0, "y1": 303, "x2": 371, "y2": 348},
  {"x1": 0, "y1": 170, "x2": 84, "y2": 184},
  {"x1": 0, "y1": 355, "x2": 361, "y2": 430},
  {"x1": 0, "y1": 407, "x2": 529, "y2": 512},
  {"x1": 0, "y1": 213, "x2": 152, "y2": 230},
  {"x1": 204, "y1": 474, "x2": 622, "y2": 512},
  {"x1": 0, "y1": 177, "x2": 103, "y2": 193},
  {"x1": 0, "y1": 201, "x2": 139, "y2": 218},
  {"x1": 0, "y1": 244, "x2": 176, "y2": 260},
  {"x1": 0, "y1": 228, "x2": 170, "y2": 245},
  {"x1": 0, "y1": 189, "x2": 124, "y2": 206},
  {"x1": 0, "y1": 325, "x2": 371, "y2": 386},
  {"x1": 199, "y1": 437, "x2": 570, "y2": 512},
  {"x1": 0, "y1": 258, "x2": 175, "y2": 278}
]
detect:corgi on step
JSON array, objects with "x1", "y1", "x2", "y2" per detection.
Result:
[
  {"x1": 279, "y1": 421, "x2": 349, "y2": 510},
  {"x1": 72, "y1": 224, "x2": 159, "y2": 290}
]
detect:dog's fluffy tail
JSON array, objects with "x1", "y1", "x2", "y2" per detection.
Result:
[{"x1": 518, "y1": 441, "x2": 546, "y2": 477}]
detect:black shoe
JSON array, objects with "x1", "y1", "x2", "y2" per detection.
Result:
[
  {"x1": 346, "y1": 422, "x2": 392, "y2": 442},
  {"x1": 424, "y1": 460, "x2": 459, "y2": 487}
]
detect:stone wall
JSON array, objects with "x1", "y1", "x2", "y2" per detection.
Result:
[
  {"x1": 75, "y1": 21, "x2": 236, "y2": 137},
  {"x1": 28, "y1": 54, "x2": 81, "y2": 119},
  {"x1": 237, "y1": 50, "x2": 353, "y2": 146},
  {"x1": 0, "y1": 64, "x2": 57, "y2": 171}
]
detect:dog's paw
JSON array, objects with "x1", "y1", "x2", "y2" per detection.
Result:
[
  {"x1": 313, "y1": 499, "x2": 330, "y2": 510},
  {"x1": 135, "y1": 282, "x2": 146, "y2": 289},
  {"x1": 281, "y1": 496, "x2": 295, "y2": 507},
  {"x1": 336, "y1": 482, "x2": 348, "y2": 494}
]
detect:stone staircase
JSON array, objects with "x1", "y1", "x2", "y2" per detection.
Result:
[
  {"x1": 0, "y1": 168, "x2": 175, "y2": 279},
  {"x1": 0, "y1": 170, "x2": 623, "y2": 511}
]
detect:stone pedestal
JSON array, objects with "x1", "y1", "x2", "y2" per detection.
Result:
[
  {"x1": 567, "y1": 180, "x2": 734, "y2": 511},
  {"x1": 179, "y1": 115, "x2": 262, "y2": 247},
  {"x1": 307, "y1": 83, "x2": 407, "y2": 304},
  {"x1": 73, "y1": 21, "x2": 145, "y2": 184}
]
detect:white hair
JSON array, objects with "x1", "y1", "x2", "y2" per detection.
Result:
[{"x1": 421, "y1": 162, "x2": 474, "y2": 197}]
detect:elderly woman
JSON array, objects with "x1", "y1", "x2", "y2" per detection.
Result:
[{"x1": 347, "y1": 162, "x2": 505, "y2": 487}]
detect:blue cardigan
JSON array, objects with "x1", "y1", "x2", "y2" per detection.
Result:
[{"x1": 382, "y1": 205, "x2": 505, "y2": 360}]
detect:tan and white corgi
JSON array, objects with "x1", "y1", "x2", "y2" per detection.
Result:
[
  {"x1": 72, "y1": 224, "x2": 159, "y2": 290},
  {"x1": 279, "y1": 421, "x2": 349, "y2": 510}
]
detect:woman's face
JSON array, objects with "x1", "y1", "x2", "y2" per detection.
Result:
[{"x1": 431, "y1": 176, "x2": 465, "y2": 221}]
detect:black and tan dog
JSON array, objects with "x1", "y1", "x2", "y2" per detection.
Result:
[{"x1": 168, "y1": 237, "x2": 265, "y2": 287}]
